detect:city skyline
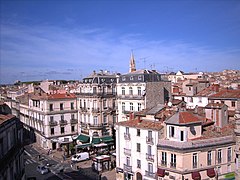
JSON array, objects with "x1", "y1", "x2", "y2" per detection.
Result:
[{"x1": 1, "y1": 0, "x2": 240, "y2": 84}]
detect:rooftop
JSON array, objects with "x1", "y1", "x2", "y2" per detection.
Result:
[
  {"x1": 116, "y1": 118, "x2": 163, "y2": 131},
  {"x1": 209, "y1": 89, "x2": 240, "y2": 99},
  {"x1": 166, "y1": 111, "x2": 203, "y2": 125}
]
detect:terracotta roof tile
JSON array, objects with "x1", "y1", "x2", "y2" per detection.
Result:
[
  {"x1": 116, "y1": 119, "x2": 163, "y2": 131},
  {"x1": 209, "y1": 89, "x2": 240, "y2": 99}
]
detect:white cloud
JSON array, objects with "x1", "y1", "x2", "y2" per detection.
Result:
[{"x1": 0, "y1": 22, "x2": 240, "y2": 84}]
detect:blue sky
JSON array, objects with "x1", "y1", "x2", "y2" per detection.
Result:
[{"x1": 1, "y1": 0, "x2": 240, "y2": 84}]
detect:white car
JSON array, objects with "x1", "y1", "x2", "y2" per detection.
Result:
[
  {"x1": 71, "y1": 152, "x2": 89, "y2": 162},
  {"x1": 36, "y1": 165, "x2": 49, "y2": 175}
]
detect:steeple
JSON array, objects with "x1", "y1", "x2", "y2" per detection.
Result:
[{"x1": 129, "y1": 51, "x2": 136, "y2": 73}]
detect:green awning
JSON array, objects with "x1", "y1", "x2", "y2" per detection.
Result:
[
  {"x1": 101, "y1": 136, "x2": 114, "y2": 143},
  {"x1": 77, "y1": 134, "x2": 90, "y2": 143},
  {"x1": 92, "y1": 137, "x2": 101, "y2": 144},
  {"x1": 76, "y1": 143, "x2": 92, "y2": 149}
]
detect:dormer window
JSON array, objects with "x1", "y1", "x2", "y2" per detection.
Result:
[
  {"x1": 130, "y1": 76, "x2": 134, "y2": 80},
  {"x1": 138, "y1": 75, "x2": 142, "y2": 80},
  {"x1": 169, "y1": 126, "x2": 175, "y2": 138},
  {"x1": 122, "y1": 76, "x2": 126, "y2": 81}
]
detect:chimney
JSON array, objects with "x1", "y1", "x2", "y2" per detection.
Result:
[
  {"x1": 213, "y1": 84, "x2": 220, "y2": 92},
  {"x1": 137, "y1": 116, "x2": 142, "y2": 123}
]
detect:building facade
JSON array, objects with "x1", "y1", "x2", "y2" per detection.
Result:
[{"x1": 0, "y1": 104, "x2": 25, "y2": 180}]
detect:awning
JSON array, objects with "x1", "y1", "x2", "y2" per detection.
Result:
[
  {"x1": 207, "y1": 168, "x2": 216, "y2": 178},
  {"x1": 76, "y1": 143, "x2": 92, "y2": 149},
  {"x1": 92, "y1": 137, "x2": 101, "y2": 144},
  {"x1": 77, "y1": 134, "x2": 90, "y2": 143},
  {"x1": 101, "y1": 136, "x2": 114, "y2": 143},
  {"x1": 191, "y1": 171, "x2": 201, "y2": 180},
  {"x1": 157, "y1": 168, "x2": 165, "y2": 177}
]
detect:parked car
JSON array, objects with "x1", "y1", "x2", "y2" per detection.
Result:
[
  {"x1": 36, "y1": 165, "x2": 49, "y2": 175},
  {"x1": 71, "y1": 152, "x2": 89, "y2": 162}
]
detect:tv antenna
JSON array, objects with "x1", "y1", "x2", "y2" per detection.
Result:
[{"x1": 139, "y1": 56, "x2": 150, "y2": 69}]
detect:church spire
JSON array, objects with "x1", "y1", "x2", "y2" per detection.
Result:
[{"x1": 129, "y1": 50, "x2": 136, "y2": 73}]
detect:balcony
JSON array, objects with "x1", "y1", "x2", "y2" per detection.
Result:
[
  {"x1": 146, "y1": 153, "x2": 154, "y2": 162},
  {"x1": 80, "y1": 122, "x2": 88, "y2": 128},
  {"x1": 124, "y1": 133, "x2": 131, "y2": 140},
  {"x1": 193, "y1": 162, "x2": 197, "y2": 169},
  {"x1": 145, "y1": 170, "x2": 155, "y2": 178},
  {"x1": 123, "y1": 164, "x2": 132, "y2": 172},
  {"x1": 117, "y1": 95, "x2": 144, "y2": 100},
  {"x1": 80, "y1": 107, "x2": 88, "y2": 112},
  {"x1": 170, "y1": 162, "x2": 176, "y2": 168},
  {"x1": 161, "y1": 160, "x2": 167, "y2": 167},
  {"x1": 49, "y1": 120, "x2": 57, "y2": 126},
  {"x1": 92, "y1": 108, "x2": 100, "y2": 113},
  {"x1": 146, "y1": 136, "x2": 154, "y2": 145},
  {"x1": 124, "y1": 148, "x2": 131, "y2": 156},
  {"x1": 70, "y1": 119, "x2": 78, "y2": 124},
  {"x1": 89, "y1": 124, "x2": 103, "y2": 130},
  {"x1": 60, "y1": 120, "x2": 68, "y2": 125}
]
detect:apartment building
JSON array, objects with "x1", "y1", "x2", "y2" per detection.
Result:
[
  {"x1": 168, "y1": 71, "x2": 207, "y2": 83},
  {"x1": 173, "y1": 79, "x2": 210, "y2": 109},
  {"x1": 17, "y1": 92, "x2": 78, "y2": 150},
  {"x1": 157, "y1": 110, "x2": 236, "y2": 180},
  {"x1": 0, "y1": 103, "x2": 25, "y2": 180},
  {"x1": 76, "y1": 70, "x2": 117, "y2": 148},
  {"x1": 117, "y1": 53, "x2": 171, "y2": 122},
  {"x1": 209, "y1": 89, "x2": 240, "y2": 115},
  {"x1": 116, "y1": 112, "x2": 164, "y2": 180}
]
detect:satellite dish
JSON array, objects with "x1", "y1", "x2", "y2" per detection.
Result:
[{"x1": 168, "y1": 102, "x2": 172, "y2": 107}]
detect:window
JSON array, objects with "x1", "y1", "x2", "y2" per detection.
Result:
[
  {"x1": 71, "y1": 114, "x2": 75, "y2": 120},
  {"x1": 138, "y1": 76, "x2": 142, "y2": 80},
  {"x1": 71, "y1": 125, "x2": 75, "y2": 132},
  {"x1": 130, "y1": 76, "x2": 134, "y2": 80},
  {"x1": 93, "y1": 116, "x2": 98, "y2": 125},
  {"x1": 61, "y1": 127, "x2": 65, "y2": 134},
  {"x1": 227, "y1": 147, "x2": 232, "y2": 162},
  {"x1": 137, "y1": 159, "x2": 141, "y2": 168},
  {"x1": 169, "y1": 126, "x2": 175, "y2": 138},
  {"x1": 50, "y1": 116, "x2": 54, "y2": 121},
  {"x1": 232, "y1": 101, "x2": 236, "y2": 107},
  {"x1": 61, "y1": 115, "x2": 64, "y2": 121},
  {"x1": 129, "y1": 87, "x2": 133, "y2": 95},
  {"x1": 103, "y1": 99, "x2": 107, "y2": 108},
  {"x1": 148, "y1": 163, "x2": 153, "y2": 173},
  {"x1": 130, "y1": 102, "x2": 133, "y2": 111},
  {"x1": 60, "y1": 103, "x2": 64, "y2": 110},
  {"x1": 137, "y1": 143, "x2": 141, "y2": 152},
  {"x1": 71, "y1": 102, "x2": 74, "y2": 110},
  {"x1": 49, "y1": 104, "x2": 53, "y2": 111},
  {"x1": 79, "y1": 100, "x2": 82, "y2": 108},
  {"x1": 148, "y1": 131, "x2": 152, "y2": 138},
  {"x1": 103, "y1": 115, "x2": 107, "y2": 125},
  {"x1": 147, "y1": 145, "x2": 152, "y2": 155},
  {"x1": 137, "y1": 129, "x2": 140, "y2": 136},
  {"x1": 170, "y1": 154, "x2": 176, "y2": 168},
  {"x1": 137, "y1": 87, "x2": 141, "y2": 95},
  {"x1": 51, "y1": 128, "x2": 54, "y2": 135},
  {"x1": 193, "y1": 153, "x2": 197, "y2": 168},
  {"x1": 113, "y1": 115, "x2": 116, "y2": 124},
  {"x1": 189, "y1": 87, "x2": 191, "y2": 91},
  {"x1": 162, "y1": 152, "x2": 167, "y2": 166},
  {"x1": 138, "y1": 103, "x2": 141, "y2": 111},
  {"x1": 217, "y1": 149, "x2": 222, "y2": 164},
  {"x1": 122, "y1": 102, "x2": 125, "y2": 112},
  {"x1": 180, "y1": 131, "x2": 184, "y2": 141},
  {"x1": 221, "y1": 100, "x2": 224, "y2": 104},
  {"x1": 207, "y1": 151, "x2": 212, "y2": 166},
  {"x1": 93, "y1": 87, "x2": 96, "y2": 94},
  {"x1": 122, "y1": 76, "x2": 126, "y2": 81},
  {"x1": 126, "y1": 127, "x2": 129, "y2": 134},
  {"x1": 122, "y1": 87, "x2": 125, "y2": 95},
  {"x1": 126, "y1": 157, "x2": 130, "y2": 166}
]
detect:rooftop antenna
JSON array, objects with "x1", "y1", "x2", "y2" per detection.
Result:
[{"x1": 139, "y1": 56, "x2": 150, "y2": 69}]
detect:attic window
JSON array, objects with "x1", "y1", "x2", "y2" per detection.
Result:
[
  {"x1": 130, "y1": 76, "x2": 134, "y2": 80},
  {"x1": 138, "y1": 75, "x2": 142, "y2": 80},
  {"x1": 122, "y1": 76, "x2": 126, "y2": 81}
]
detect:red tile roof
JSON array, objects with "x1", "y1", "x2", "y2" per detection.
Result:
[
  {"x1": 116, "y1": 119, "x2": 163, "y2": 131},
  {"x1": 209, "y1": 89, "x2": 240, "y2": 99},
  {"x1": 179, "y1": 112, "x2": 202, "y2": 124}
]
